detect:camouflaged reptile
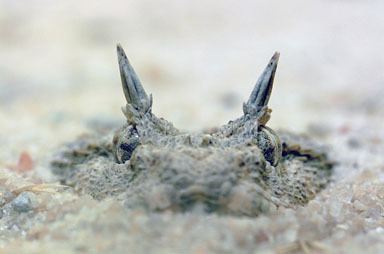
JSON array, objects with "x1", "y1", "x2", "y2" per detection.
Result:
[{"x1": 51, "y1": 45, "x2": 333, "y2": 216}]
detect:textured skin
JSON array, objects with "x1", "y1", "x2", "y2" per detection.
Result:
[
  {"x1": 51, "y1": 111, "x2": 333, "y2": 216},
  {"x1": 51, "y1": 47, "x2": 333, "y2": 217}
]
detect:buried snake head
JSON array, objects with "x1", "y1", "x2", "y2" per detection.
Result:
[
  {"x1": 109, "y1": 46, "x2": 292, "y2": 215},
  {"x1": 51, "y1": 45, "x2": 332, "y2": 216}
]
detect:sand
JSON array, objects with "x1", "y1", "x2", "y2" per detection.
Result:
[{"x1": 1, "y1": 0, "x2": 384, "y2": 253}]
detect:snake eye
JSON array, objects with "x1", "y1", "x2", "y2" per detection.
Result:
[
  {"x1": 113, "y1": 125, "x2": 140, "y2": 163},
  {"x1": 257, "y1": 126, "x2": 282, "y2": 166}
]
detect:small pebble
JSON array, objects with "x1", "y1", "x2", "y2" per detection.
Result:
[{"x1": 11, "y1": 192, "x2": 34, "y2": 213}]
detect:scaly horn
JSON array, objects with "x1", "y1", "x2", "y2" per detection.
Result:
[{"x1": 117, "y1": 44, "x2": 152, "y2": 113}]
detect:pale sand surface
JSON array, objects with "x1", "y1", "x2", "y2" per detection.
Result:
[{"x1": 1, "y1": 0, "x2": 384, "y2": 253}]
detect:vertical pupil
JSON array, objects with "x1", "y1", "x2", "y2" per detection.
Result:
[
  {"x1": 119, "y1": 139, "x2": 139, "y2": 163},
  {"x1": 263, "y1": 146, "x2": 275, "y2": 166}
]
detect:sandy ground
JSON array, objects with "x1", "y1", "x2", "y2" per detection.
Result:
[{"x1": 1, "y1": 0, "x2": 384, "y2": 253}]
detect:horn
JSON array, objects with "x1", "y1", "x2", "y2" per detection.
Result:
[
  {"x1": 117, "y1": 44, "x2": 152, "y2": 113},
  {"x1": 243, "y1": 52, "x2": 279, "y2": 117}
]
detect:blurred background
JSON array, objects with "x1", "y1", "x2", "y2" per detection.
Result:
[{"x1": 1, "y1": 0, "x2": 384, "y2": 165}]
